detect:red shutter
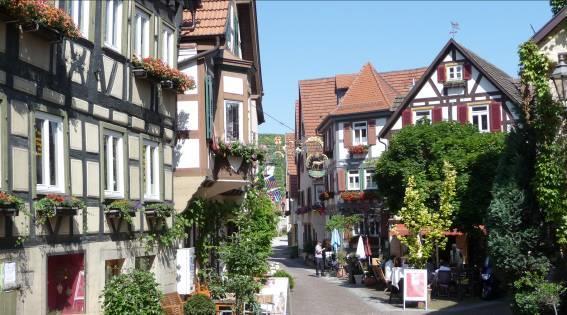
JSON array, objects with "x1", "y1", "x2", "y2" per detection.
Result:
[
  {"x1": 457, "y1": 104, "x2": 468, "y2": 124},
  {"x1": 437, "y1": 64, "x2": 446, "y2": 83},
  {"x1": 402, "y1": 109, "x2": 412, "y2": 127},
  {"x1": 490, "y1": 101, "x2": 502, "y2": 132},
  {"x1": 464, "y1": 63, "x2": 472, "y2": 80},
  {"x1": 368, "y1": 120, "x2": 376, "y2": 145},
  {"x1": 337, "y1": 169, "x2": 346, "y2": 192},
  {"x1": 343, "y1": 123, "x2": 352, "y2": 148},
  {"x1": 432, "y1": 107, "x2": 442, "y2": 123}
]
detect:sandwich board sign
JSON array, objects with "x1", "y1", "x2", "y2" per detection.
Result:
[{"x1": 403, "y1": 269, "x2": 428, "y2": 310}]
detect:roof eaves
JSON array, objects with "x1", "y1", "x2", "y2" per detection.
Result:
[{"x1": 532, "y1": 6, "x2": 567, "y2": 44}]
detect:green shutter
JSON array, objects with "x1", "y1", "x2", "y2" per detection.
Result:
[
  {"x1": 359, "y1": 169, "x2": 364, "y2": 191},
  {"x1": 205, "y1": 75, "x2": 214, "y2": 140}
]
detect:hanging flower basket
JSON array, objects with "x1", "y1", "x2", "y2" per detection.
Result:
[
  {"x1": 34, "y1": 194, "x2": 85, "y2": 225},
  {"x1": 131, "y1": 56, "x2": 195, "y2": 93},
  {"x1": 0, "y1": 191, "x2": 25, "y2": 217},
  {"x1": 341, "y1": 191, "x2": 363, "y2": 202},
  {"x1": 0, "y1": 0, "x2": 80, "y2": 38},
  {"x1": 348, "y1": 145, "x2": 369, "y2": 158},
  {"x1": 144, "y1": 202, "x2": 174, "y2": 219}
]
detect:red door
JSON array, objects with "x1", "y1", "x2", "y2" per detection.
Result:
[{"x1": 47, "y1": 253, "x2": 85, "y2": 314}]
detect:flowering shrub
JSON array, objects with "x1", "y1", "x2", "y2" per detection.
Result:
[
  {"x1": 34, "y1": 194, "x2": 85, "y2": 224},
  {"x1": 319, "y1": 191, "x2": 334, "y2": 201},
  {"x1": 0, "y1": 191, "x2": 25, "y2": 210},
  {"x1": 0, "y1": 0, "x2": 80, "y2": 38},
  {"x1": 217, "y1": 140, "x2": 266, "y2": 164},
  {"x1": 348, "y1": 145, "x2": 369, "y2": 155},
  {"x1": 131, "y1": 56, "x2": 195, "y2": 93}
]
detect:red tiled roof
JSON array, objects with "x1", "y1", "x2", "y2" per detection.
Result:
[
  {"x1": 381, "y1": 67, "x2": 427, "y2": 95},
  {"x1": 181, "y1": 0, "x2": 229, "y2": 37},
  {"x1": 298, "y1": 78, "x2": 337, "y2": 137},
  {"x1": 336, "y1": 74, "x2": 356, "y2": 89},
  {"x1": 332, "y1": 63, "x2": 398, "y2": 115}
]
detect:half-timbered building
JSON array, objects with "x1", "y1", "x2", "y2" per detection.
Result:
[
  {"x1": 379, "y1": 39, "x2": 522, "y2": 139},
  {"x1": 0, "y1": 1, "x2": 184, "y2": 313}
]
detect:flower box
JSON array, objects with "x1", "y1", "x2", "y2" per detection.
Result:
[
  {"x1": 132, "y1": 67, "x2": 147, "y2": 78},
  {"x1": 144, "y1": 202, "x2": 174, "y2": 219},
  {"x1": 0, "y1": 205, "x2": 19, "y2": 217},
  {"x1": 105, "y1": 208, "x2": 136, "y2": 219},
  {"x1": 54, "y1": 206, "x2": 79, "y2": 216},
  {"x1": 131, "y1": 56, "x2": 195, "y2": 93},
  {"x1": 0, "y1": 192, "x2": 25, "y2": 217},
  {"x1": 34, "y1": 194, "x2": 85, "y2": 225},
  {"x1": 160, "y1": 80, "x2": 174, "y2": 90},
  {"x1": 0, "y1": 0, "x2": 80, "y2": 39},
  {"x1": 348, "y1": 145, "x2": 369, "y2": 157}
]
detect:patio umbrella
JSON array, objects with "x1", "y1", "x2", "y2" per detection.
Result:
[
  {"x1": 331, "y1": 229, "x2": 341, "y2": 252},
  {"x1": 356, "y1": 235, "x2": 366, "y2": 259}
]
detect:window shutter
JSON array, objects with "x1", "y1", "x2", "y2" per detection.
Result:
[
  {"x1": 337, "y1": 169, "x2": 346, "y2": 191},
  {"x1": 490, "y1": 101, "x2": 502, "y2": 132},
  {"x1": 457, "y1": 104, "x2": 468, "y2": 124},
  {"x1": 205, "y1": 75, "x2": 213, "y2": 140},
  {"x1": 343, "y1": 123, "x2": 352, "y2": 148},
  {"x1": 432, "y1": 107, "x2": 442, "y2": 123},
  {"x1": 401, "y1": 108, "x2": 412, "y2": 127},
  {"x1": 463, "y1": 63, "x2": 472, "y2": 80},
  {"x1": 367, "y1": 120, "x2": 376, "y2": 145},
  {"x1": 437, "y1": 64, "x2": 446, "y2": 83}
]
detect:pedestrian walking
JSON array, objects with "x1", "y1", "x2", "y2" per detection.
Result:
[{"x1": 315, "y1": 241, "x2": 324, "y2": 276}]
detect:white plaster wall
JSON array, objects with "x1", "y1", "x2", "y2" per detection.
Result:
[
  {"x1": 415, "y1": 80, "x2": 438, "y2": 99},
  {"x1": 179, "y1": 46, "x2": 198, "y2": 95},
  {"x1": 223, "y1": 76, "x2": 244, "y2": 95},
  {"x1": 177, "y1": 100, "x2": 198, "y2": 130},
  {"x1": 337, "y1": 122, "x2": 348, "y2": 160},
  {"x1": 476, "y1": 76, "x2": 498, "y2": 94},
  {"x1": 176, "y1": 139, "x2": 200, "y2": 168},
  {"x1": 442, "y1": 106, "x2": 449, "y2": 120},
  {"x1": 455, "y1": 50, "x2": 464, "y2": 60},
  {"x1": 371, "y1": 118, "x2": 388, "y2": 158}
]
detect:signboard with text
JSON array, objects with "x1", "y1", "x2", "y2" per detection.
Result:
[{"x1": 403, "y1": 269, "x2": 428, "y2": 310}]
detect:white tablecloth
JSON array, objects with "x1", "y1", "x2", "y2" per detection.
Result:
[{"x1": 391, "y1": 267, "x2": 404, "y2": 289}]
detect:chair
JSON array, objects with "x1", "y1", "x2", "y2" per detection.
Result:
[
  {"x1": 371, "y1": 265, "x2": 388, "y2": 289},
  {"x1": 437, "y1": 270, "x2": 452, "y2": 297},
  {"x1": 389, "y1": 278, "x2": 404, "y2": 304}
]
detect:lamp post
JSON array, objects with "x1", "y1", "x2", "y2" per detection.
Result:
[{"x1": 550, "y1": 53, "x2": 567, "y2": 103}]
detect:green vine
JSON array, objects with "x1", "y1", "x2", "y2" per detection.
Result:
[
  {"x1": 34, "y1": 194, "x2": 85, "y2": 225},
  {"x1": 550, "y1": 0, "x2": 567, "y2": 15},
  {"x1": 217, "y1": 140, "x2": 266, "y2": 164},
  {"x1": 105, "y1": 199, "x2": 139, "y2": 224},
  {"x1": 144, "y1": 202, "x2": 174, "y2": 219}
]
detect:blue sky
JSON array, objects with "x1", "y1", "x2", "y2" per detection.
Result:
[{"x1": 256, "y1": 1, "x2": 552, "y2": 134}]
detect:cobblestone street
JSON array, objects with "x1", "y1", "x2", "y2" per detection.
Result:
[{"x1": 270, "y1": 237, "x2": 512, "y2": 315}]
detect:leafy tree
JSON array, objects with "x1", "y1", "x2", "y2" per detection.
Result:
[
  {"x1": 550, "y1": 0, "x2": 567, "y2": 14},
  {"x1": 101, "y1": 270, "x2": 163, "y2": 315},
  {"x1": 325, "y1": 214, "x2": 362, "y2": 232},
  {"x1": 375, "y1": 121, "x2": 504, "y2": 230},
  {"x1": 397, "y1": 162, "x2": 456, "y2": 268}
]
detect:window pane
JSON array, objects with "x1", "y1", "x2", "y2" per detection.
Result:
[
  {"x1": 482, "y1": 115, "x2": 488, "y2": 130},
  {"x1": 49, "y1": 121, "x2": 58, "y2": 186},
  {"x1": 35, "y1": 119, "x2": 43, "y2": 185},
  {"x1": 473, "y1": 115, "x2": 479, "y2": 127},
  {"x1": 104, "y1": 135, "x2": 110, "y2": 191},
  {"x1": 112, "y1": 137, "x2": 119, "y2": 191}
]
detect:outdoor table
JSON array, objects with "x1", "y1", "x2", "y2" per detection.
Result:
[{"x1": 391, "y1": 267, "x2": 404, "y2": 289}]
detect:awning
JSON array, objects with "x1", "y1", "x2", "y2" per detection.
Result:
[{"x1": 389, "y1": 223, "x2": 464, "y2": 237}]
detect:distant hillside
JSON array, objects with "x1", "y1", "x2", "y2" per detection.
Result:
[{"x1": 258, "y1": 134, "x2": 286, "y2": 195}]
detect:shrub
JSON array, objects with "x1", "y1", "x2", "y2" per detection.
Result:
[
  {"x1": 184, "y1": 293, "x2": 215, "y2": 315},
  {"x1": 101, "y1": 270, "x2": 163, "y2": 315},
  {"x1": 273, "y1": 270, "x2": 295, "y2": 290}
]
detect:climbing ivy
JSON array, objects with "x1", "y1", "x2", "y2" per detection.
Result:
[{"x1": 550, "y1": 0, "x2": 567, "y2": 15}]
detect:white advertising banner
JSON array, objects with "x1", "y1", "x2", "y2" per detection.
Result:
[
  {"x1": 176, "y1": 248, "x2": 196, "y2": 295},
  {"x1": 403, "y1": 268, "x2": 428, "y2": 310}
]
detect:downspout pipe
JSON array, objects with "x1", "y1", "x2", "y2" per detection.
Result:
[{"x1": 178, "y1": 36, "x2": 221, "y2": 69}]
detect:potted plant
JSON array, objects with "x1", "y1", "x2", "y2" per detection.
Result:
[
  {"x1": 144, "y1": 202, "x2": 174, "y2": 219},
  {"x1": 34, "y1": 194, "x2": 85, "y2": 225},
  {"x1": 336, "y1": 250, "x2": 347, "y2": 278},
  {"x1": 216, "y1": 141, "x2": 266, "y2": 172},
  {"x1": 346, "y1": 254, "x2": 364, "y2": 284},
  {"x1": 0, "y1": 191, "x2": 25, "y2": 216},
  {"x1": 105, "y1": 200, "x2": 139, "y2": 224},
  {"x1": 341, "y1": 191, "x2": 363, "y2": 202}
]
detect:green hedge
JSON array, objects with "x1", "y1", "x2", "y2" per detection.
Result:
[
  {"x1": 273, "y1": 270, "x2": 295, "y2": 290},
  {"x1": 184, "y1": 293, "x2": 215, "y2": 315}
]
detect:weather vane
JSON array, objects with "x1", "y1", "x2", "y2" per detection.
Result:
[{"x1": 450, "y1": 21, "x2": 460, "y2": 38}]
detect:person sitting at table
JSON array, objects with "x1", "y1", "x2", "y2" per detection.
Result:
[
  {"x1": 394, "y1": 257, "x2": 402, "y2": 268},
  {"x1": 383, "y1": 255, "x2": 395, "y2": 292},
  {"x1": 435, "y1": 260, "x2": 451, "y2": 275},
  {"x1": 450, "y1": 244, "x2": 464, "y2": 269}
]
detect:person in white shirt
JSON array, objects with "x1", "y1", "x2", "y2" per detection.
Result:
[
  {"x1": 314, "y1": 241, "x2": 324, "y2": 277},
  {"x1": 383, "y1": 256, "x2": 395, "y2": 292}
]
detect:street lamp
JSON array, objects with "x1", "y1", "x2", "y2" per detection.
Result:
[{"x1": 550, "y1": 53, "x2": 567, "y2": 102}]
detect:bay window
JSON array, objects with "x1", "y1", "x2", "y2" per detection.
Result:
[
  {"x1": 347, "y1": 170, "x2": 360, "y2": 191},
  {"x1": 225, "y1": 101, "x2": 242, "y2": 142},
  {"x1": 133, "y1": 8, "x2": 150, "y2": 58},
  {"x1": 105, "y1": 0, "x2": 122, "y2": 50},
  {"x1": 103, "y1": 130, "x2": 124, "y2": 198},
  {"x1": 143, "y1": 141, "x2": 160, "y2": 200},
  {"x1": 364, "y1": 169, "x2": 377, "y2": 190},
  {"x1": 353, "y1": 121, "x2": 367, "y2": 145},
  {"x1": 162, "y1": 24, "x2": 175, "y2": 67},
  {"x1": 471, "y1": 105, "x2": 489, "y2": 132},
  {"x1": 35, "y1": 112, "x2": 64, "y2": 193}
]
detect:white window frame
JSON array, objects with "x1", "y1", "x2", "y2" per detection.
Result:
[
  {"x1": 347, "y1": 170, "x2": 360, "y2": 191},
  {"x1": 68, "y1": 0, "x2": 89, "y2": 37},
  {"x1": 143, "y1": 140, "x2": 160, "y2": 201},
  {"x1": 447, "y1": 64, "x2": 463, "y2": 82},
  {"x1": 352, "y1": 121, "x2": 368, "y2": 145},
  {"x1": 224, "y1": 100, "x2": 243, "y2": 142},
  {"x1": 134, "y1": 8, "x2": 150, "y2": 58},
  {"x1": 162, "y1": 24, "x2": 175, "y2": 67},
  {"x1": 104, "y1": 0, "x2": 123, "y2": 51},
  {"x1": 103, "y1": 130, "x2": 125, "y2": 199},
  {"x1": 364, "y1": 169, "x2": 377, "y2": 190},
  {"x1": 35, "y1": 112, "x2": 65, "y2": 194},
  {"x1": 470, "y1": 105, "x2": 490, "y2": 133},
  {"x1": 413, "y1": 109, "x2": 431, "y2": 123}
]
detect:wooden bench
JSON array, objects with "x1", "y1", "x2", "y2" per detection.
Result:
[{"x1": 161, "y1": 292, "x2": 184, "y2": 315}]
